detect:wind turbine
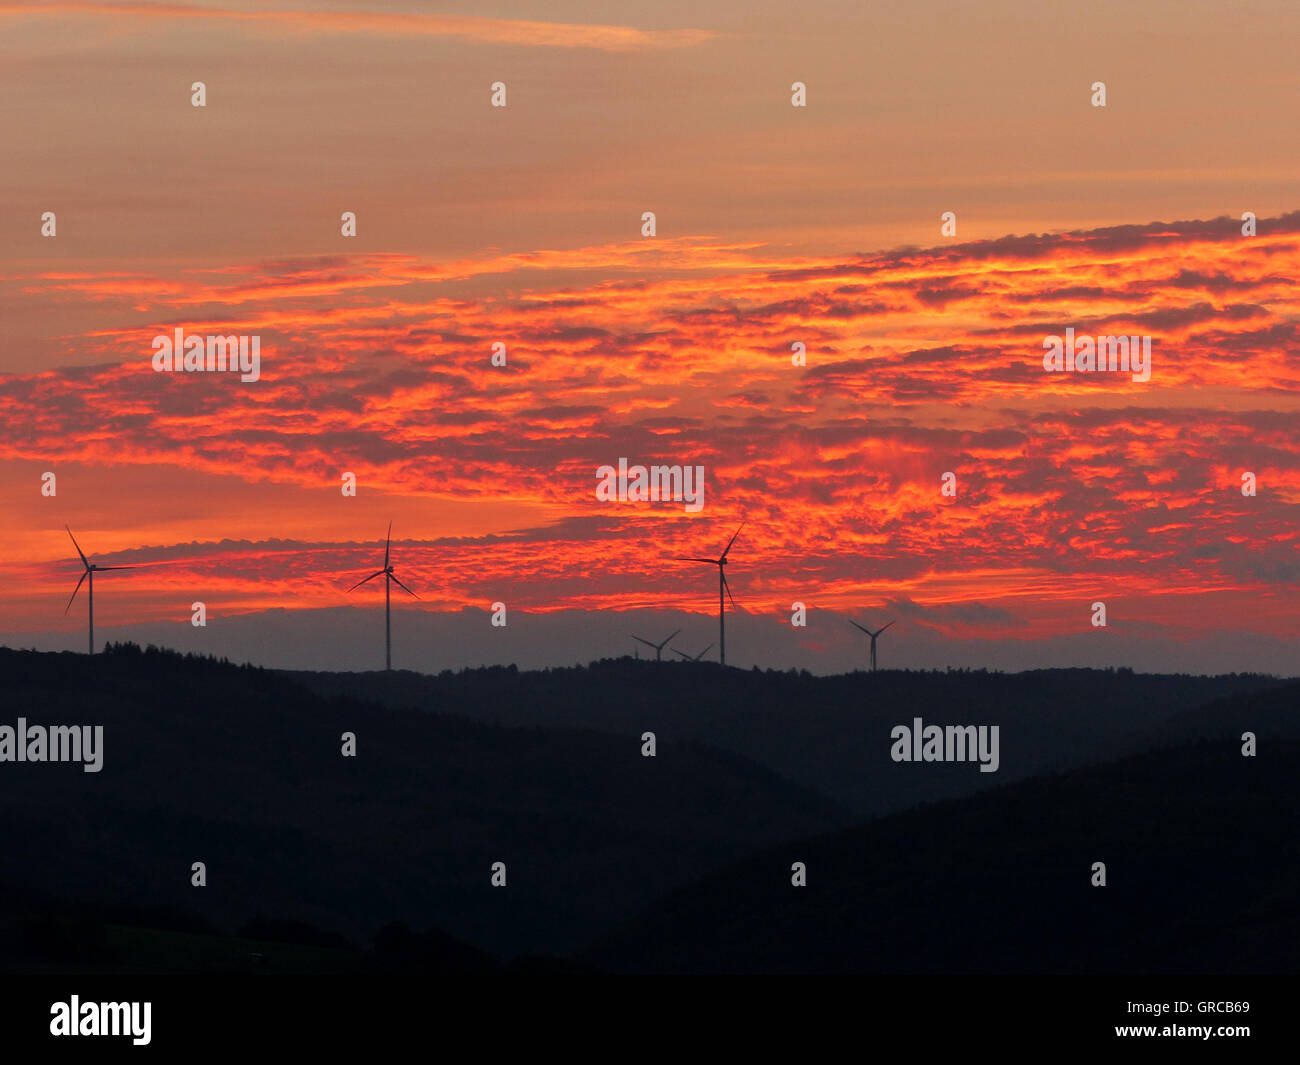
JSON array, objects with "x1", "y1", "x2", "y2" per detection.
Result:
[
  {"x1": 850, "y1": 619, "x2": 895, "y2": 672},
  {"x1": 670, "y1": 643, "x2": 714, "y2": 662},
  {"x1": 64, "y1": 526, "x2": 137, "y2": 655},
  {"x1": 674, "y1": 522, "x2": 744, "y2": 667},
  {"x1": 347, "y1": 522, "x2": 420, "y2": 671},
  {"x1": 631, "y1": 629, "x2": 681, "y2": 662}
]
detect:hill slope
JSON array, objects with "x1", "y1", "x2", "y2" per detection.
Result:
[
  {"x1": 585, "y1": 723, "x2": 1300, "y2": 973},
  {"x1": 285, "y1": 661, "x2": 1286, "y2": 816},
  {"x1": 0, "y1": 647, "x2": 844, "y2": 958}
]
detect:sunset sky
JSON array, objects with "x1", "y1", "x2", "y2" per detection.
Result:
[{"x1": 2, "y1": 0, "x2": 1298, "y2": 673}]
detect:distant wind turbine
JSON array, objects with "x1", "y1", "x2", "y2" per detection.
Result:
[
  {"x1": 670, "y1": 643, "x2": 714, "y2": 662},
  {"x1": 850, "y1": 619, "x2": 895, "y2": 672},
  {"x1": 64, "y1": 526, "x2": 138, "y2": 655},
  {"x1": 675, "y1": 522, "x2": 744, "y2": 666},
  {"x1": 631, "y1": 629, "x2": 681, "y2": 662},
  {"x1": 348, "y1": 522, "x2": 420, "y2": 671}
]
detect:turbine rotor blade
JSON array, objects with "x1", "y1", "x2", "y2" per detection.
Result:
[
  {"x1": 93, "y1": 565, "x2": 134, "y2": 571},
  {"x1": 662, "y1": 629, "x2": 682, "y2": 646},
  {"x1": 849, "y1": 619, "x2": 871, "y2": 635},
  {"x1": 384, "y1": 521, "x2": 392, "y2": 569},
  {"x1": 722, "y1": 571, "x2": 738, "y2": 610},
  {"x1": 670, "y1": 647, "x2": 691, "y2": 660},
  {"x1": 879, "y1": 620, "x2": 896, "y2": 634},
  {"x1": 674, "y1": 557, "x2": 719, "y2": 564},
  {"x1": 388, "y1": 572, "x2": 420, "y2": 599},
  {"x1": 720, "y1": 521, "x2": 745, "y2": 561},
  {"x1": 347, "y1": 569, "x2": 387, "y2": 592},
  {"x1": 65, "y1": 525, "x2": 89, "y2": 567},
  {"x1": 631, "y1": 636, "x2": 657, "y2": 649},
  {"x1": 697, "y1": 643, "x2": 714, "y2": 660},
  {"x1": 64, "y1": 570, "x2": 88, "y2": 614}
]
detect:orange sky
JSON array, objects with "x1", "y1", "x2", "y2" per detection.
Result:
[{"x1": 1, "y1": 2, "x2": 1298, "y2": 670}]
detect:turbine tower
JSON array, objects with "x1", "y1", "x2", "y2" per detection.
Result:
[
  {"x1": 631, "y1": 629, "x2": 681, "y2": 662},
  {"x1": 348, "y1": 521, "x2": 420, "y2": 671},
  {"x1": 850, "y1": 619, "x2": 895, "y2": 672},
  {"x1": 675, "y1": 522, "x2": 744, "y2": 667},
  {"x1": 64, "y1": 526, "x2": 136, "y2": 655},
  {"x1": 670, "y1": 643, "x2": 714, "y2": 662}
]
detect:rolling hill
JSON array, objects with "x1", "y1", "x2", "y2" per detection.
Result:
[
  {"x1": 285, "y1": 661, "x2": 1287, "y2": 816},
  {"x1": 0, "y1": 646, "x2": 844, "y2": 959},
  {"x1": 584, "y1": 727, "x2": 1300, "y2": 973}
]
